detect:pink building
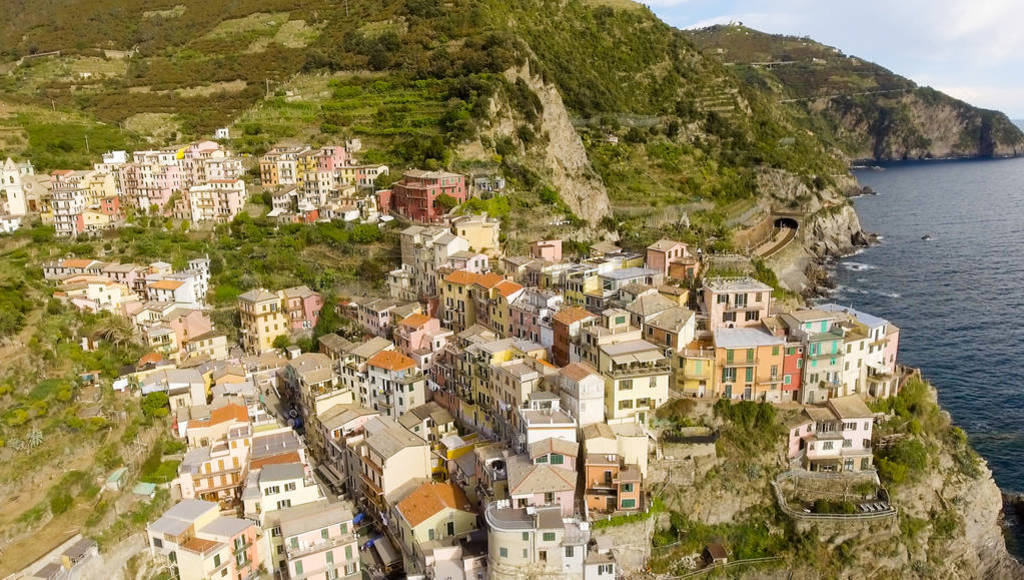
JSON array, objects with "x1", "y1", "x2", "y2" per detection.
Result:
[
  {"x1": 509, "y1": 288, "x2": 563, "y2": 347},
  {"x1": 787, "y1": 395, "x2": 874, "y2": 473},
  {"x1": 702, "y1": 277, "x2": 773, "y2": 331},
  {"x1": 382, "y1": 170, "x2": 466, "y2": 223},
  {"x1": 646, "y1": 238, "x2": 700, "y2": 280},
  {"x1": 283, "y1": 286, "x2": 323, "y2": 331},
  {"x1": 147, "y1": 499, "x2": 262, "y2": 580},
  {"x1": 530, "y1": 240, "x2": 562, "y2": 262},
  {"x1": 393, "y1": 313, "x2": 452, "y2": 370},
  {"x1": 280, "y1": 501, "x2": 360, "y2": 579},
  {"x1": 506, "y1": 451, "x2": 578, "y2": 517},
  {"x1": 168, "y1": 309, "x2": 215, "y2": 351}
]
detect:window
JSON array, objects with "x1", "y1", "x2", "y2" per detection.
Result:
[
  {"x1": 339, "y1": 523, "x2": 348, "y2": 534},
  {"x1": 619, "y1": 379, "x2": 633, "y2": 390},
  {"x1": 599, "y1": 564, "x2": 614, "y2": 574},
  {"x1": 745, "y1": 310, "x2": 759, "y2": 321},
  {"x1": 784, "y1": 375, "x2": 791, "y2": 385},
  {"x1": 717, "y1": 294, "x2": 727, "y2": 304},
  {"x1": 544, "y1": 492, "x2": 554, "y2": 503},
  {"x1": 290, "y1": 538, "x2": 299, "y2": 549},
  {"x1": 345, "y1": 545, "x2": 353, "y2": 560},
  {"x1": 566, "y1": 546, "x2": 575, "y2": 558},
  {"x1": 500, "y1": 547, "x2": 508, "y2": 558},
  {"x1": 277, "y1": 499, "x2": 291, "y2": 509},
  {"x1": 744, "y1": 367, "x2": 753, "y2": 382},
  {"x1": 213, "y1": 554, "x2": 221, "y2": 567},
  {"x1": 152, "y1": 538, "x2": 163, "y2": 548},
  {"x1": 294, "y1": 561, "x2": 303, "y2": 575},
  {"x1": 522, "y1": 532, "x2": 529, "y2": 541},
  {"x1": 276, "y1": 546, "x2": 284, "y2": 555},
  {"x1": 543, "y1": 532, "x2": 556, "y2": 542},
  {"x1": 621, "y1": 498, "x2": 636, "y2": 508},
  {"x1": 622, "y1": 483, "x2": 634, "y2": 492},
  {"x1": 428, "y1": 529, "x2": 435, "y2": 541},
  {"x1": 322, "y1": 529, "x2": 330, "y2": 540},
  {"x1": 550, "y1": 454, "x2": 564, "y2": 465},
  {"x1": 618, "y1": 400, "x2": 633, "y2": 410},
  {"x1": 536, "y1": 455, "x2": 548, "y2": 463},
  {"x1": 285, "y1": 482, "x2": 296, "y2": 492},
  {"x1": 843, "y1": 439, "x2": 853, "y2": 448},
  {"x1": 726, "y1": 349, "x2": 734, "y2": 363},
  {"x1": 722, "y1": 312, "x2": 736, "y2": 322},
  {"x1": 265, "y1": 485, "x2": 280, "y2": 495},
  {"x1": 822, "y1": 441, "x2": 834, "y2": 450},
  {"x1": 864, "y1": 421, "x2": 871, "y2": 430},
  {"x1": 722, "y1": 368, "x2": 736, "y2": 382}
]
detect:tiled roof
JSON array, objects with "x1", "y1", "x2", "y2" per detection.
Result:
[
  {"x1": 528, "y1": 437, "x2": 579, "y2": 459},
  {"x1": 398, "y1": 313, "x2": 432, "y2": 327},
  {"x1": 495, "y1": 280, "x2": 523, "y2": 298},
  {"x1": 396, "y1": 482, "x2": 474, "y2": 527},
  {"x1": 553, "y1": 307, "x2": 596, "y2": 325},
  {"x1": 559, "y1": 362, "x2": 599, "y2": 382},
  {"x1": 507, "y1": 455, "x2": 577, "y2": 495},
  {"x1": 148, "y1": 279, "x2": 185, "y2": 291},
  {"x1": 367, "y1": 350, "x2": 416, "y2": 372}
]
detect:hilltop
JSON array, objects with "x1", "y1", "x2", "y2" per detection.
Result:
[{"x1": 685, "y1": 24, "x2": 1024, "y2": 161}]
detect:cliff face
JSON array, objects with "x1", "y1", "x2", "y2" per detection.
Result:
[
  {"x1": 686, "y1": 25, "x2": 1024, "y2": 162},
  {"x1": 813, "y1": 90, "x2": 1024, "y2": 161}
]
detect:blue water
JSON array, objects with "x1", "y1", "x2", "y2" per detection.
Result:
[{"x1": 835, "y1": 158, "x2": 1024, "y2": 494}]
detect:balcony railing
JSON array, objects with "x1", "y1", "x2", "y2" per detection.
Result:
[
  {"x1": 285, "y1": 534, "x2": 356, "y2": 559},
  {"x1": 606, "y1": 361, "x2": 670, "y2": 378}
]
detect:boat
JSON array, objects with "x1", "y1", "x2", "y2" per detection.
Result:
[{"x1": 921, "y1": 234, "x2": 932, "y2": 241}]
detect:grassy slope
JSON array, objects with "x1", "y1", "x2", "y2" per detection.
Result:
[{"x1": 685, "y1": 24, "x2": 1024, "y2": 159}]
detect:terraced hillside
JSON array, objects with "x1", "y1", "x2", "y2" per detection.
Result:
[{"x1": 686, "y1": 24, "x2": 1024, "y2": 161}]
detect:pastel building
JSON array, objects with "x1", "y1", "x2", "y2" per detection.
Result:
[
  {"x1": 787, "y1": 395, "x2": 875, "y2": 473},
  {"x1": 379, "y1": 169, "x2": 467, "y2": 223},
  {"x1": 702, "y1": 277, "x2": 773, "y2": 332},
  {"x1": 147, "y1": 499, "x2": 261, "y2": 580},
  {"x1": 280, "y1": 501, "x2": 360, "y2": 579},
  {"x1": 712, "y1": 327, "x2": 786, "y2": 402}
]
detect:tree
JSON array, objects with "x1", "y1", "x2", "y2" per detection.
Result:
[
  {"x1": 434, "y1": 194, "x2": 460, "y2": 212},
  {"x1": 141, "y1": 392, "x2": 169, "y2": 419},
  {"x1": 273, "y1": 335, "x2": 292, "y2": 350},
  {"x1": 314, "y1": 293, "x2": 342, "y2": 340}
]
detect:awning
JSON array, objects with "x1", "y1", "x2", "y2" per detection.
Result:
[{"x1": 373, "y1": 536, "x2": 401, "y2": 567}]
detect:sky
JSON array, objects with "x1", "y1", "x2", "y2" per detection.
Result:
[{"x1": 644, "y1": 0, "x2": 1024, "y2": 118}]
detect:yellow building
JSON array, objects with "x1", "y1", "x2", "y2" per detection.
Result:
[
  {"x1": 675, "y1": 341, "x2": 716, "y2": 397},
  {"x1": 393, "y1": 482, "x2": 478, "y2": 570},
  {"x1": 440, "y1": 270, "x2": 507, "y2": 333},
  {"x1": 238, "y1": 288, "x2": 289, "y2": 354},
  {"x1": 451, "y1": 214, "x2": 501, "y2": 255}
]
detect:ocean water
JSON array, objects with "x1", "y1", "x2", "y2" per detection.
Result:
[{"x1": 834, "y1": 158, "x2": 1024, "y2": 495}]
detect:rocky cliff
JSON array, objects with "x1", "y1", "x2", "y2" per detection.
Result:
[
  {"x1": 813, "y1": 90, "x2": 1024, "y2": 161},
  {"x1": 687, "y1": 24, "x2": 1024, "y2": 162}
]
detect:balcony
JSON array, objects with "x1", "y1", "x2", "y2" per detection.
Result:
[
  {"x1": 722, "y1": 358, "x2": 757, "y2": 368},
  {"x1": 606, "y1": 361, "x2": 670, "y2": 379},
  {"x1": 285, "y1": 534, "x2": 356, "y2": 559}
]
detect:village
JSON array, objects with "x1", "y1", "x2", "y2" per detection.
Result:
[{"x1": 9, "y1": 140, "x2": 909, "y2": 580}]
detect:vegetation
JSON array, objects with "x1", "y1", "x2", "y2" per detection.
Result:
[{"x1": 713, "y1": 399, "x2": 782, "y2": 455}]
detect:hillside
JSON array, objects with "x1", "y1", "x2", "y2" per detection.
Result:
[
  {"x1": 685, "y1": 24, "x2": 1024, "y2": 161},
  {"x1": 0, "y1": 0, "x2": 864, "y2": 242}
]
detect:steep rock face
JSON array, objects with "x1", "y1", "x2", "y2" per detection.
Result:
[
  {"x1": 814, "y1": 92, "x2": 1024, "y2": 161},
  {"x1": 504, "y1": 65, "x2": 611, "y2": 224},
  {"x1": 803, "y1": 204, "x2": 867, "y2": 259},
  {"x1": 463, "y1": 63, "x2": 611, "y2": 226}
]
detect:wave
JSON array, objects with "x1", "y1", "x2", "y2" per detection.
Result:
[{"x1": 842, "y1": 261, "x2": 877, "y2": 271}]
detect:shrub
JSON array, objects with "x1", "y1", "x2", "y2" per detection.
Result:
[
  {"x1": 272, "y1": 335, "x2": 291, "y2": 349},
  {"x1": 49, "y1": 490, "x2": 73, "y2": 515},
  {"x1": 141, "y1": 392, "x2": 169, "y2": 419}
]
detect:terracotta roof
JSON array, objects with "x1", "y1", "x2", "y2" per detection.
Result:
[
  {"x1": 61, "y1": 258, "x2": 98, "y2": 268},
  {"x1": 181, "y1": 537, "x2": 220, "y2": 554},
  {"x1": 250, "y1": 450, "x2": 302, "y2": 470},
  {"x1": 192, "y1": 403, "x2": 248, "y2": 428},
  {"x1": 553, "y1": 307, "x2": 596, "y2": 325},
  {"x1": 138, "y1": 352, "x2": 164, "y2": 366},
  {"x1": 396, "y1": 482, "x2": 474, "y2": 527},
  {"x1": 495, "y1": 280, "x2": 523, "y2": 298},
  {"x1": 398, "y1": 313, "x2": 432, "y2": 328},
  {"x1": 367, "y1": 350, "x2": 417, "y2": 372},
  {"x1": 474, "y1": 273, "x2": 505, "y2": 289},
  {"x1": 149, "y1": 279, "x2": 185, "y2": 291},
  {"x1": 444, "y1": 270, "x2": 480, "y2": 285},
  {"x1": 559, "y1": 362, "x2": 599, "y2": 382}
]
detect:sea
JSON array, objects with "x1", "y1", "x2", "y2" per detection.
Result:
[{"x1": 833, "y1": 156, "x2": 1024, "y2": 553}]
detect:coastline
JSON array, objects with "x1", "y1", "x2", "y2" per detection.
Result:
[{"x1": 804, "y1": 176, "x2": 1024, "y2": 570}]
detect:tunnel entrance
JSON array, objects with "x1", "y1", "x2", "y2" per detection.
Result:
[{"x1": 774, "y1": 217, "x2": 799, "y2": 230}]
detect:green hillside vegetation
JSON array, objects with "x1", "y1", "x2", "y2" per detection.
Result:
[{"x1": 685, "y1": 24, "x2": 1024, "y2": 160}]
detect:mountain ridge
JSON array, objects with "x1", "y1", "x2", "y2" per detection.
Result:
[{"x1": 685, "y1": 24, "x2": 1024, "y2": 162}]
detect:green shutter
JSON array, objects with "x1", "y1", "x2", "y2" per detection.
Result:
[
  {"x1": 621, "y1": 499, "x2": 636, "y2": 508},
  {"x1": 744, "y1": 367, "x2": 753, "y2": 382},
  {"x1": 294, "y1": 561, "x2": 303, "y2": 575},
  {"x1": 346, "y1": 545, "x2": 353, "y2": 560}
]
